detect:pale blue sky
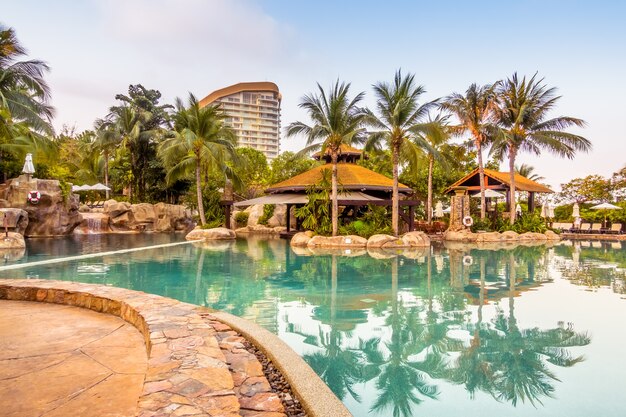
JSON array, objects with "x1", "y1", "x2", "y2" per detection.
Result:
[{"x1": 3, "y1": 0, "x2": 625, "y2": 190}]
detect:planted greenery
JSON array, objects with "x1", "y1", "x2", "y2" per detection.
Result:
[
  {"x1": 258, "y1": 204, "x2": 275, "y2": 226},
  {"x1": 294, "y1": 169, "x2": 333, "y2": 235},
  {"x1": 234, "y1": 211, "x2": 249, "y2": 228}
]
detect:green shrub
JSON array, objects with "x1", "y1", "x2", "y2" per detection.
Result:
[
  {"x1": 258, "y1": 204, "x2": 275, "y2": 226},
  {"x1": 234, "y1": 211, "x2": 249, "y2": 227}
]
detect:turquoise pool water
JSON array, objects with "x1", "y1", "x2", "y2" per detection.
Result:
[{"x1": 1, "y1": 236, "x2": 625, "y2": 417}]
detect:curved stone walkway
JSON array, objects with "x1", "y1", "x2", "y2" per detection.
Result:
[{"x1": 0, "y1": 280, "x2": 288, "y2": 417}]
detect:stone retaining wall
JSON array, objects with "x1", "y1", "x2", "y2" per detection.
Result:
[{"x1": 0, "y1": 279, "x2": 351, "y2": 417}]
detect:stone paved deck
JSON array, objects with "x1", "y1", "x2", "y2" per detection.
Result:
[
  {"x1": 0, "y1": 280, "x2": 290, "y2": 417},
  {"x1": 0, "y1": 300, "x2": 147, "y2": 417}
]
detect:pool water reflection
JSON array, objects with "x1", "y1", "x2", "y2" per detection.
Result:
[{"x1": 2, "y1": 236, "x2": 625, "y2": 417}]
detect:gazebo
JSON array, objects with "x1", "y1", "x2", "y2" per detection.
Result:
[
  {"x1": 233, "y1": 145, "x2": 421, "y2": 234},
  {"x1": 444, "y1": 168, "x2": 553, "y2": 213}
]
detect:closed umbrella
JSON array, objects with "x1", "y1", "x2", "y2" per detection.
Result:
[
  {"x1": 548, "y1": 204, "x2": 555, "y2": 218},
  {"x1": 572, "y1": 203, "x2": 580, "y2": 218},
  {"x1": 541, "y1": 202, "x2": 548, "y2": 218},
  {"x1": 22, "y1": 153, "x2": 35, "y2": 181},
  {"x1": 434, "y1": 201, "x2": 444, "y2": 218}
]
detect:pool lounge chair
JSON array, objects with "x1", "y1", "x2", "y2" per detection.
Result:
[
  {"x1": 590, "y1": 223, "x2": 603, "y2": 234},
  {"x1": 579, "y1": 223, "x2": 592, "y2": 234},
  {"x1": 607, "y1": 223, "x2": 623, "y2": 234}
]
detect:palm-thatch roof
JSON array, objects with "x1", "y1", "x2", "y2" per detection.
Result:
[
  {"x1": 312, "y1": 144, "x2": 366, "y2": 161},
  {"x1": 444, "y1": 168, "x2": 553, "y2": 194},
  {"x1": 266, "y1": 163, "x2": 411, "y2": 193}
]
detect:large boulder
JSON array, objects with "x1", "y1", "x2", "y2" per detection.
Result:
[
  {"x1": 475, "y1": 232, "x2": 503, "y2": 242},
  {"x1": 244, "y1": 204, "x2": 265, "y2": 227},
  {"x1": 131, "y1": 203, "x2": 156, "y2": 224},
  {"x1": 544, "y1": 230, "x2": 561, "y2": 241},
  {"x1": 307, "y1": 235, "x2": 368, "y2": 248},
  {"x1": 154, "y1": 203, "x2": 195, "y2": 232},
  {"x1": 500, "y1": 231, "x2": 520, "y2": 241},
  {"x1": 443, "y1": 229, "x2": 477, "y2": 242},
  {"x1": 0, "y1": 232, "x2": 26, "y2": 249},
  {"x1": 103, "y1": 200, "x2": 131, "y2": 218},
  {"x1": 367, "y1": 234, "x2": 401, "y2": 248},
  {"x1": 519, "y1": 232, "x2": 548, "y2": 241},
  {"x1": 401, "y1": 231, "x2": 430, "y2": 247},
  {"x1": 0, "y1": 176, "x2": 82, "y2": 237},
  {"x1": 186, "y1": 227, "x2": 236, "y2": 241},
  {"x1": 75, "y1": 212, "x2": 111, "y2": 234},
  {"x1": 0, "y1": 208, "x2": 29, "y2": 235},
  {"x1": 291, "y1": 231, "x2": 314, "y2": 247}
]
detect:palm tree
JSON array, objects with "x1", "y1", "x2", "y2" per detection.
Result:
[
  {"x1": 366, "y1": 70, "x2": 436, "y2": 235},
  {"x1": 286, "y1": 81, "x2": 366, "y2": 236},
  {"x1": 158, "y1": 93, "x2": 236, "y2": 226},
  {"x1": 440, "y1": 83, "x2": 498, "y2": 220},
  {"x1": 412, "y1": 115, "x2": 450, "y2": 223},
  {"x1": 107, "y1": 105, "x2": 144, "y2": 201},
  {"x1": 515, "y1": 163, "x2": 545, "y2": 182},
  {"x1": 492, "y1": 73, "x2": 591, "y2": 224},
  {"x1": 0, "y1": 25, "x2": 54, "y2": 136},
  {"x1": 93, "y1": 121, "x2": 121, "y2": 199}
]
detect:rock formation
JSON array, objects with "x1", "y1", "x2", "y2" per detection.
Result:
[{"x1": 0, "y1": 175, "x2": 81, "y2": 237}]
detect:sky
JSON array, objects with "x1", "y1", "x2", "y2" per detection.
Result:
[{"x1": 3, "y1": 0, "x2": 625, "y2": 191}]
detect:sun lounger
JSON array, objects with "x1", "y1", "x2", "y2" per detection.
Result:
[
  {"x1": 561, "y1": 222, "x2": 573, "y2": 232},
  {"x1": 579, "y1": 223, "x2": 592, "y2": 234},
  {"x1": 590, "y1": 223, "x2": 603, "y2": 234},
  {"x1": 607, "y1": 223, "x2": 623, "y2": 234},
  {"x1": 592, "y1": 241, "x2": 602, "y2": 248}
]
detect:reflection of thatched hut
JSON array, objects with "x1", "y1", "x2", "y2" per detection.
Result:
[{"x1": 235, "y1": 145, "x2": 421, "y2": 235}]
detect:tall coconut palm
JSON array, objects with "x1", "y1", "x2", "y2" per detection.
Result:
[
  {"x1": 286, "y1": 81, "x2": 366, "y2": 236},
  {"x1": 93, "y1": 121, "x2": 121, "y2": 199},
  {"x1": 492, "y1": 73, "x2": 591, "y2": 224},
  {"x1": 440, "y1": 83, "x2": 498, "y2": 220},
  {"x1": 158, "y1": 93, "x2": 236, "y2": 226},
  {"x1": 411, "y1": 115, "x2": 450, "y2": 223},
  {"x1": 0, "y1": 25, "x2": 54, "y2": 136},
  {"x1": 366, "y1": 70, "x2": 436, "y2": 235}
]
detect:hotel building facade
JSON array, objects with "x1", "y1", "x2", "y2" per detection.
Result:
[{"x1": 199, "y1": 82, "x2": 281, "y2": 160}]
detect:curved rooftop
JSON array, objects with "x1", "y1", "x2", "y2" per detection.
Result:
[
  {"x1": 199, "y1": 81, "x2": 282, "y2": 107},
  {"x1": 266, "y1": 163, "x2": 412, "y2": 193}
]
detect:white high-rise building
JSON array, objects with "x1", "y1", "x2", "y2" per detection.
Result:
[{"x1": 200, "y1": 82, "x2": 281, "y2": 160}]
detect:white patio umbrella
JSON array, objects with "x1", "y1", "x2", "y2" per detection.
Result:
[
  {"x1": 22, "y1": 153, "x2": 35, "y2": 180},
  {"x1": 434, "y1": 201, "x2": 444, "y2": 218},
  {"x1": 548, "y1": 204, "x2": 555, "y2": 218},
  {"x1": 471, "y1": 189, "x2": 505, "y2": 199},
  {"x1": 590, "y1": 202, "x2": 622, "y2": 226},
  {"x1": 572, "y1": 202, "x2": 580, "y2": 218},
  {"x1": 540, "y1": 202, "x2": 548, "y2": 218},
  {"x1": 90, "y1": 183, "x2": 111, "y2": 191}
]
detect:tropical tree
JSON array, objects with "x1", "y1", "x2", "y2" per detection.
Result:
[
  {"x1": 413, "y1": 115, "x2": 450, "y2": 223},
  {"x1": 0, "y1": 24, "x2": 54, "y2": 177},
  {"x1": 514, "y1": 163, "x2": 544, "y2": 182},
  {"x1": 158, "y1": 93, "x2": 236, "y2": 225},
  {"x1": 492, "y1": 73, "x2": 591, "y2": 224},
  {"x1": 441, "y1": 82, "x2": 498, "y2": 220},
  {"x1": 286, "y1": 80, "x2": 366, "y2": 236},
  {"x1": 366, "y1": 70, "x2": 436, "y2": 235},
  {"x1": 93, "y1": 121, "x2": 121, "y2": 199}
]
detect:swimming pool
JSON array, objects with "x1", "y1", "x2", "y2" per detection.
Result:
[{"x1": 2, "y1": 235, "x2": 625, "y2": 417}]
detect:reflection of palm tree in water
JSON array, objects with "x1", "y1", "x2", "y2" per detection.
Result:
[
  {"x1": 363, "y1": 257, "x2": 450, "y2": 417},
  {"x1": 454, "y1": 251, "x2": 591, "y2": 406},
  {"x1": 303, "y1": 255, "x2": 369, "y2": 401}
]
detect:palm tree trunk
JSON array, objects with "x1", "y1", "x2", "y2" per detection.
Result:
[
  {"x1": 427, "y1": 154, "x2": 434, "y2": 223},
  {"x1": 508, "y1": 149, "x2": 517, "y2": 225},
  {"x1": 331, "y1": 152, "x2": 339, "y2": 236},
  {"x1": 476, "y1": 140, "x2": 486, "y2": 220},
  {"x1": 104, "y1": 150, "x2": 110, "y2": 200},
  {"x1": 392, "y1": 145, "x2": 399, "y2": 236},
  {"x1": 196, "y1": 161, "x2": 206, "y2": 225}
]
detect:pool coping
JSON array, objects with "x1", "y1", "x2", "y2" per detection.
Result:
[{"x1": 0, "y1": 279, "x2": 352, "y2": 417}]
